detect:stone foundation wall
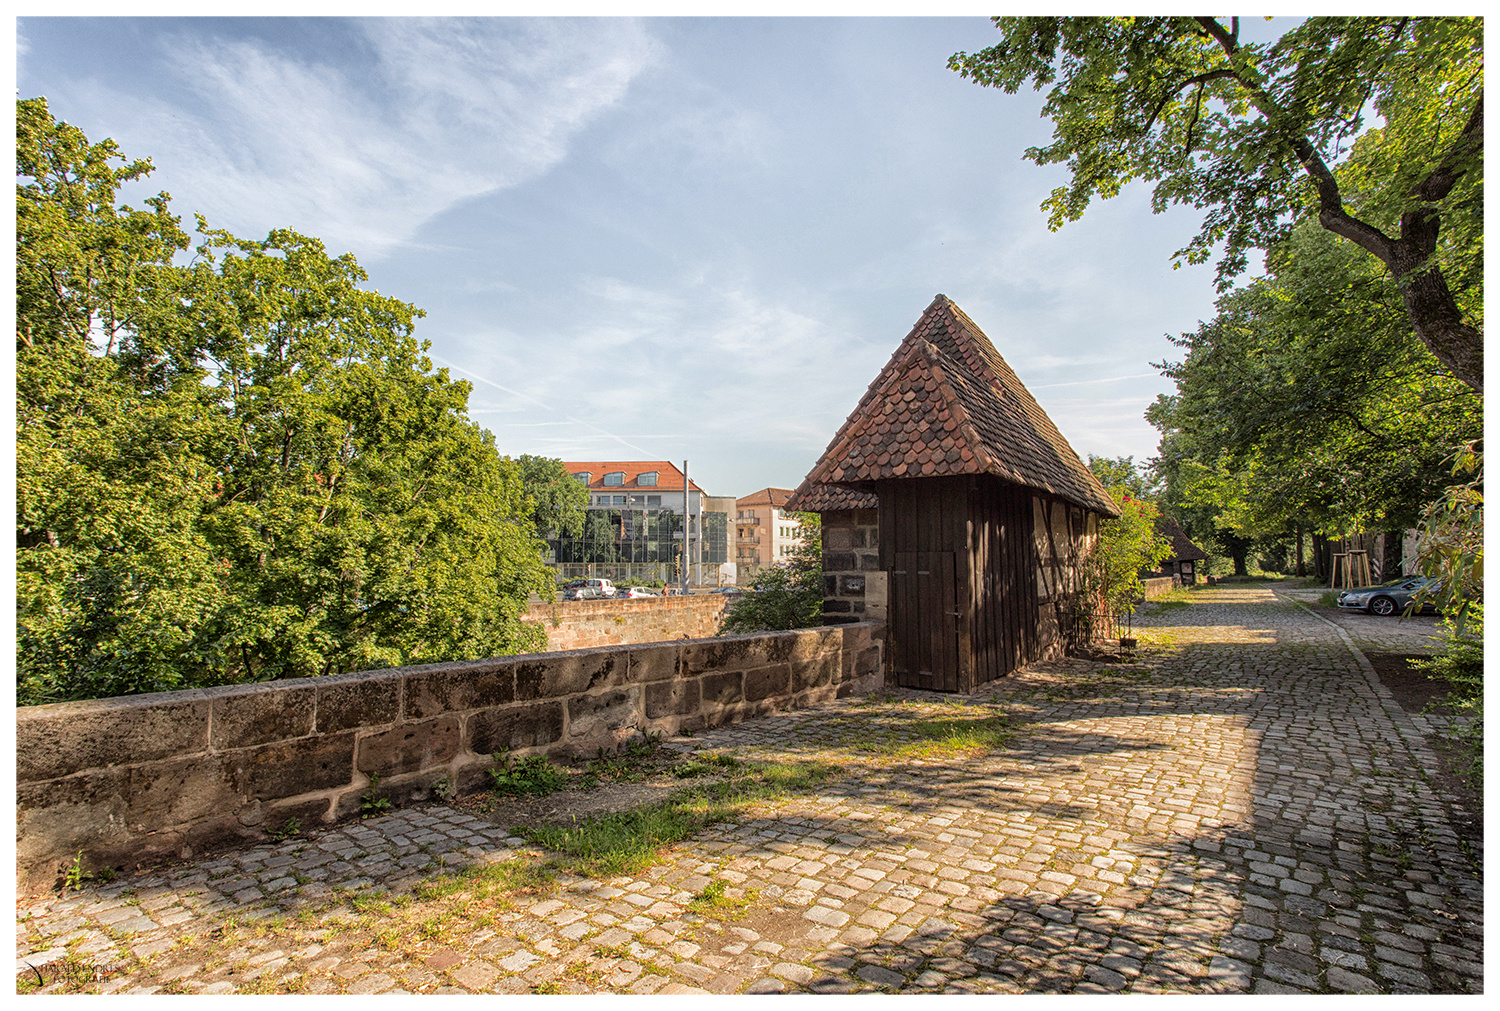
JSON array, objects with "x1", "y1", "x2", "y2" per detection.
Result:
[
  {"x1": 15, "y1": 623, "x2": 884, "y2": 895},
  {"x1": 821, "y1": 508, "x2": 882, "y2": 624},
  {"x1": 525, "y1": 594, "x2": 729, "y2": 651}
]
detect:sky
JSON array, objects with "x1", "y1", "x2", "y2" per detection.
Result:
[{"x1": 14, "y1": 14, "x2": 1290, "y2": 499}]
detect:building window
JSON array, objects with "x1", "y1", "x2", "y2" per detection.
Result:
[
  {"x1": 603, "y1": 472, "x2": 624, "y2": 486},
  {"x1": 638, "y1": 472, "x2": 658, "y2": 487},
  {"x1": 575, "y1": 472, "x2": 590, "y2": 484},
  {"x1": 646, "y1": 495, "x2": 660, "y2": 506}
]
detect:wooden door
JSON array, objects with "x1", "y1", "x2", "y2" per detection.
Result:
[{"x1": 891, "y1": 551, "x2": 960, "y2": 692}]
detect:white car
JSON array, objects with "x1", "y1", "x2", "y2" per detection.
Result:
[{"x1": 617, "y1": 586, "x2": 658, "y2": 598}]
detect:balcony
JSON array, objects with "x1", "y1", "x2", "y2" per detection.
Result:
[{"x1": 737, "y1": 535, "x2": 761, "y2": 545}]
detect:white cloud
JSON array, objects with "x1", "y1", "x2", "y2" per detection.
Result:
[{"x1": 93, "y1": 18, "x2": 660, "y2": 258}]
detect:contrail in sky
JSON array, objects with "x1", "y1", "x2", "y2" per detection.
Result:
[{"x1": 431, "y1": 355, "x2": 655, "y2": 458}]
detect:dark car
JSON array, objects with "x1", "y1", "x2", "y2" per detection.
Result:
[{"x1": 1336, "y1": 576, "x2": 1441, "y2": 617}]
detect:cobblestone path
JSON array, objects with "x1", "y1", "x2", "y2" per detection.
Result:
[{"x1": 17, "y1": 584, "x2": 1482, "y2": 994}]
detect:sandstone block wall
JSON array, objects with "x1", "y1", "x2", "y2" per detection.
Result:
[
  {"x1": 525, "y1": 594, "x2": 728, "y2": 651},
  {"x1": 15, "y1": 622, "x2": 884, "y2": 895},
  {"x1": 1142, "y1": 576, "x2": 1176, "y2": 599},
  {"x1": 820, "y1": 508, "x2": 881, "y2": 624}
]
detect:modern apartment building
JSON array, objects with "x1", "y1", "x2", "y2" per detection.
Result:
[
  {"x1": 550, "y1": 461, "x2": 733, "y2": 586},
  {"x1": 734, "y1": 487, "x2": 804, "y2": 583}
]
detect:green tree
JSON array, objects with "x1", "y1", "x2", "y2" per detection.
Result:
[
  {"x1": 951, "y1": 16, "x2": 1483, "y2": 391},
  {"x1": 719, "y1": 513, "x2": 823, "y2": 634},
  {"x1": 16, "y1": 98, "x2": 551, "y2": 704},
  {"x1": 1146, "y1": 221, "x2": 1480, "y2": 565},
  {"x1": 514, "y1": 454, "x2": 589, "y2": 539},
  {"x1": 1087, "y1": 455, "x2": 1159, "y2": 501}
]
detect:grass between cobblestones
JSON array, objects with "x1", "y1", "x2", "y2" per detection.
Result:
[
  {"x1": 18, "y1": 698, "x2": 1033, "y2": 996},
  {"x1": 522, "y1": 758, "x2": 843, "y2": 877}
]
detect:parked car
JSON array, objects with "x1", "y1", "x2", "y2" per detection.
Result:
[
  {"x1": 560, "y1": 578, "x2": 616, "y2": 600},
  {"x1": 618, "y1": 586, "x2": 657, "y2": 598},
  {"x1": 1336, "y1": 576, "x2": 1441, "y2": 617},
  {"x1": 713, "y1": 586, "x2": 746, "y2": 597}
]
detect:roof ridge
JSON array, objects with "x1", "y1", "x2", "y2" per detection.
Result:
[{"x1": 795, "y1": 296, "x2": 1120, "y2": 516}]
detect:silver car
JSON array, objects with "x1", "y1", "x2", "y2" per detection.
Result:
[{"x1": 1336, "y1": 576, "x2": 1440, "y2": 617}]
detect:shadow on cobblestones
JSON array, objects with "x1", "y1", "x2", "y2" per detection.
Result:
[{"x1": 16, "y1": 583, "x2": 1483, "y2": 995}]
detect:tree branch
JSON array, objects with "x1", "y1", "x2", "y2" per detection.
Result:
[
  {"x1": 1184, "y1": 82, "x2": 1207, "y2": 157},
  {"x1": 1411, "y1": 94, "x2": 1483, "y2": 203},
  {"x1": 1193, "y1": 16, "x2": 1238, "y2": 52},
  {"x1": 1144, "y1": 69, "x2": 1237, "y2": 134}
]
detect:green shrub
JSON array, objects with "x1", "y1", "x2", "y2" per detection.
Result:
[
  {"x1": 1412, "y1": 603, "x2": 1483, "y2": 788},
  {"x1": 489, "y1": 753, "x2": 569, "y2": 797}
]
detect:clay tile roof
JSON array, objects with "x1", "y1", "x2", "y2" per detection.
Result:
[
  {"x1": 736, "y1": 487, "x2": 797, "y2": 509},
  {"x1": 1156, "y1": 514, "x2": 1208, "y2": 562},
  {"x1": 784, "y1": 480, "x2": 878, "y2": 512},
  {"x1": 796, "y1": 295, "x2": 1120, "y2": 517}
]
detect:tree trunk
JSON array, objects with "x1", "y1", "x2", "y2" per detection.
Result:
[
  {"x1": 1395, "y1": 255, "x2": 1482, "y2": 394},
  {"x1": 1295, "y1": 524, "x2": 1305, "y2": 578},
  {"x1": 1382, "y1": 529, "x2": 1405, "y2": 583}
]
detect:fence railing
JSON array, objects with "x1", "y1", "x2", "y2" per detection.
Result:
[{"x1": 1062, "y1": 605, "x2": 1136, "y2": 652}]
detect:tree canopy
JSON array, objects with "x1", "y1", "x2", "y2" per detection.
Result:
[
  {"x1": 16, "y1": 97, "x2": 552, "y2": 705},
  {"x1": 1147, "y1": 220, "x2": 1480, "y2": 548},
  {"x1": 951, "y1": 16, "x2": 1483, "y2": 391},
  {"x1": 514, "y1": 454, "x2": 590, "y2": 541}
]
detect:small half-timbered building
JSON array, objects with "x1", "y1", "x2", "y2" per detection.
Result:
[
  {"x1": 787, "y1": 295, "x2": 1120, "y2": 693},
  {"x1": 1155, "y1": 514, "x2": 1208, "y2": 585}
]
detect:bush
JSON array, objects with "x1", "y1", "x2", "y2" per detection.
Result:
[
  {"x1": 720, "y1": 513, "x2": 823, "y2": 634},
  {"x1": 1412, "y1": 603, "x2": 1482, "y2": 788}
]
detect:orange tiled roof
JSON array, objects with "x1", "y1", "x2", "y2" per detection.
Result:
[
  {"x1": 562, "y1": 461, "x2": 704, "y2": 493},
  {"x1": 736, "y1": 487, "x2": 796, "y2": 509},
  {"x1": 796, "y1": 295, "x2": 1120, "y2": 517}
]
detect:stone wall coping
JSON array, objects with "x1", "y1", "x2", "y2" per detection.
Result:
[
  {"x1": 15, "y1": 621, "x2": 884, "y2": 892},
  {"x1": 16, "y1": 621, "x2": 885, "y2": 742}
]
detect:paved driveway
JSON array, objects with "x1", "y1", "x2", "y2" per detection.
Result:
[{"x1": 17, "y1": 585, "x2": 1482, "y2": 994}]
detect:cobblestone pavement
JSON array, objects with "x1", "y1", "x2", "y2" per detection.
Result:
[{"x1": 17, "y1": 584, "x2": 1482, "y2": 994}]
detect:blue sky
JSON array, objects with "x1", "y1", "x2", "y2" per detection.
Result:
[{"x1": 16, "y1": 15, "x2": 1276, "y2": 499}]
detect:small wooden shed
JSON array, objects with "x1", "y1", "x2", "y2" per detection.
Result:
[
  {"x1": 1155, "y1": 514, "x2": 1208, "y2": 585},
  {"x1": 787, "y1": 295, "x2": 1119, "y2": 693}
]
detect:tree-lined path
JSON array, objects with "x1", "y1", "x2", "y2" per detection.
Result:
[{"x1": 17, "y1": 585, "x2": 1482, "y2": 994}]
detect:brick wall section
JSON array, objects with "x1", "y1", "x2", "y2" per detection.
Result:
[
  {"x1": 14, "y1": 622, "x2": 884, "y2": 895},
  {"x1": 525, "y1": 594, "x2": 729, "y2": 651},
  {"x1": 820, "y1": 508, "x2": 881, "y2": 625}
]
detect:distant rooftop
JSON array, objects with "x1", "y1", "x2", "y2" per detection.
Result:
[
  {"x1": 736, "y1": 487, "x2": 796, "y2": 509},
  {"x1": 562, "y1": 461, "x2": 705, "y2": 494}
]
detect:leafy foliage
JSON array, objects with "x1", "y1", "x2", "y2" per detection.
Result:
[
  {"x1": 1085, "y1": 455, "x2": 1159, "y2": 501},
  {"x1": 950, "y1": 16, "x2": 1483, "y2": 390},
  {"x1": 1412, "y1": 603, "x2": 1482, "y2": 789},
  {"x1": 1146, "y1": 221, "x2": 1480, "y2": 564},
  {"x1": 515, "y1": 454, "x2": 589, "y2": 539},
  {"x1": 16, "y1": 98, "x2": 551, "y2": 705},
  {"x1": 1078, "y1": 476, "x2": 1173, "y2": 613},
  {"x1": 488, "y1": 753, "x2": 569, "y2": 798},
  {"x1": 1411, "y1": 442, "x2": 1482, "y2": 633},
  {"x1": 718, "y1": 512, "x2": 823, "y2": 634}
]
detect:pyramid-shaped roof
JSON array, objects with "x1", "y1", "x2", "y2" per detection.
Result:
[
  {"x1": 788, "y1": 295, "x2": 1119, "y2": 517},
  {"x1": 1156, "y1": 514, "x2": 1208, "y2": 562}
]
